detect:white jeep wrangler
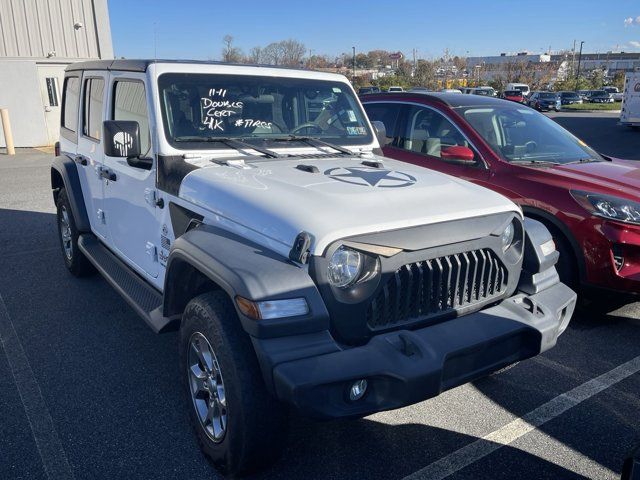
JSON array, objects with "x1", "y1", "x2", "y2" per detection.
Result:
[{"x1": 51, "y1": 60, "x2": 576, "y2": 475}]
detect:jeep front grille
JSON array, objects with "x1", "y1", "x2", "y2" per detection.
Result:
[{"x1": 366, "y1": 248, "x2": 508, "y2": 329}]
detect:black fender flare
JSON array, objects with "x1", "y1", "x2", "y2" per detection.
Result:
[
  {"x1": 51, "y1": 155, "x2": 91, "y2": 232},
  {"x1": 163, "y1": 223, "x2": 330, "y2": 339},
  {"x1": 521, "y1": 206, "x2": 585, "y2": 282}
]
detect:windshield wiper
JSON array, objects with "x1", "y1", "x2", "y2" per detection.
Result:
[
  {"x1": 174, "y1": 136, "x2": 280, "y2": 159},
  {"x1": 269, "y1": 135, "x2": 360, "y2": 156},
  {"x1": 510, "y1": 159, "x2": 561, "y2": 166},
  {"x1": 563, "y1": 157, "x2": 602, "y2": 165}
]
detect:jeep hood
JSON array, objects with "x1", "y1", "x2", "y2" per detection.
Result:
[{"x1": 179, "y1": 156, "x2": 520, "y2": 256}]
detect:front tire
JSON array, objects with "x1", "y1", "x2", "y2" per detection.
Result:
[
  {"x1": 179, "y1": 291, "x2": 287, "y2": 476},
  {"x1": 55, "y1": 188, "x2": 94, "y2": 276}
]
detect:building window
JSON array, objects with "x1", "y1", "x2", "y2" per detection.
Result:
[
  {"x1": 83, "y1": 78, "x2": 105, "y2": 140},
  {"x1": 61, "y1": 77, "x2": 80, "y2": 132},
  {"x1": 46, "y1": 78, "x2": 59, "y2": 107},
  {"x1": 112, "y1": 80, "x2": 151, "y2": 155}
]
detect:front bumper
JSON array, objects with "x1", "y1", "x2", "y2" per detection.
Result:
[
  {"x1": 268, "y1": 282, "x2": 575, "y2": 418},
  {"x1": 582, "y1": 218, "x2": 640, "y2": 294}
]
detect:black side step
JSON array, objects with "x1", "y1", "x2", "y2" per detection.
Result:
[{"x1": 78, "y1": 234, "x2": 178, "y2": 333}]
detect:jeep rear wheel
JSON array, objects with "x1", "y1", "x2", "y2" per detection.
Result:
[
  {"x1": 179, "y1": 291, "x2": 287, "y2": 476},
  {"x1": 55, "y1": 188, "x2": 94, "y2": 277}
]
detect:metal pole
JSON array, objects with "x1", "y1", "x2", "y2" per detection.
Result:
[
  {"x1": 0, "y1": 108, "x2": 15, "y2": 155},
  {"x1": 575, "y1": 41, "x2": 584, "y2": 91},
  {"x1": 352, "y1": 46, "x2": 356, "y2": 82}
]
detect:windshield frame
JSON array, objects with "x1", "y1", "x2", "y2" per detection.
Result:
[
  {"x1": 156, "y1": 72, "x2": 374, "y2": 150},
  {"x1": 454, "y1": 103, "x2": 603, "y2": 165}
]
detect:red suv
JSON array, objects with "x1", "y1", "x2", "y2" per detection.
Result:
[{"x1": 362, "y1": 93, "x2": 640, "y2": 296}]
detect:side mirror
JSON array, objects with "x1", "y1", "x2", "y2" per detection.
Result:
[
  {"x1": 371, "y1": 120, "x2": 388, "y2": 147},
  {"x1": 103, "y1": 120, "x2": 141, "y2": 159},
  {"x1": 440, "y1": 145, "x2": 475, "y2": 163}
]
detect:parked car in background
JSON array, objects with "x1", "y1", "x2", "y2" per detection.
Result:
[
  {"x1": 387, "y1": 86, "x2": 404, "y2": 92},
  {"x1": 577, "y1": 90, "x2": 592, "y2": 100},
  {"x1": 359, "y1": 86, "x2": 381, "y2": 95},
  {"x1": 362, "y1": 92, "x2": 640, "y2": 297},
  {"x1": 465, "y1": 86, "x2": 496, "y2": 96},
  {"x1": 501, "y1": 90, "x2": 526, "y2": 103},
  {"x1": 408, "y1": 86, "x2": 431, "y2": 93},
  {"x1": 620, "y1": 71, "x2": 640, "y2": 129},
  {"x1": 558, "y1": 91, "x2": 583, "y2": 105},
  {"x1": 506, "y1": 83, "x2": 530, "y2": 97},
  {"x1": 528, "y1": 91, "x2": 561, "y2": 111},
  {"x1": 440, "y1": 88, "x2": 462, "y2": 94},
  {"x1": 588, "y1": 90, "x2": 614, "y2": 103},
  {"x1": 603, "y1": 86, "x2": 619, "y2": 96}
]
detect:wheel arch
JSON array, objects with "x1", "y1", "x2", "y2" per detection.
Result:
[
  {"x1": 51, "y1": 155, "x2": 90, "y2": 232},
  {"x1": 163, "y1": 223, "x2": 330, "y2": 338},
  {"x1": 521, "y1": 206, "x2": 585, "y2": 282}
]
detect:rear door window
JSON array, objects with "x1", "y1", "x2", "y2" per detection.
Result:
[{"x1": 82, "y1": 78, "x2": 105, "y2": 140}]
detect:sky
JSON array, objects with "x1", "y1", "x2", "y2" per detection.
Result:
[{"x1": 108, "y1": 0, "x2": 640, "y2": 60}]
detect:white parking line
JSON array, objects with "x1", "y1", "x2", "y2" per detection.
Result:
[
  {"x1": 403, "y1": 355, "x2": 640, "y2": 480},
  {"x1": 0, "y1": 293, "x2": 75, "y2": 480}
]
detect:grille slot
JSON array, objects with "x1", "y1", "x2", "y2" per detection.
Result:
[{"x1": 366, "y1": 248, "x2": 508, "y2": 329}]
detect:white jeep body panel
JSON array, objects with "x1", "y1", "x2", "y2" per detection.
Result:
[{"x1": 179, "y1": 155, "x2": 521, "y2": 257}]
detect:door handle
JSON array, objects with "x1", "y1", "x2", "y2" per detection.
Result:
[
  {"x1": 99, "y1": 169, "x2": 117, "y2": 181},
  {"x1": 75, "y1": 155, "x2": 88, "y2": 166}
]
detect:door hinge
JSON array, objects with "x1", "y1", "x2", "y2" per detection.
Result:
[
  {"x1": 145, "y1": 242, "x2": 158, "y2": 262},
  {"x1": 97, "y1": 209, "x2": 105, "y2": 224}
]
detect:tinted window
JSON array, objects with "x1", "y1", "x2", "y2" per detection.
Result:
[
  {"x1": 62, "y1": 77, "x2": 80, "y2": 131},
  {"x1": 113, "y1": 81, "x2": 151, "y2": 155},
  {"x1": 83, "y1": 78, "x2": 105, "y2": 140},
  {"x1": 362, "y1": 103, "x2": 402, "y2": 146},
  {"x1": 399, "y1": 105, "x2": 476, "y2": 162}
]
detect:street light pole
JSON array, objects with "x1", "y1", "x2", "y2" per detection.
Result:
[
  {"x1": 575, "y1": 41, "x2": 584, "y2": 91},
  {"x1": 352, "y1": 46, "x2": 356, "y2": 83}
]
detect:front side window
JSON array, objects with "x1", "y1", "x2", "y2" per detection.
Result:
[
  {"x1": 457, "y1": 105, "x2": 601, "y2": 164},
  {"x1": 399, "y1": 106, "x2": 475, "y2": 161},
  {"x1": 62, "y1": 76, "x2": 80, "y2": 131},
  {"x1": 113, "y1": 80, "x2": 151, "y2": 155},
  {"x1": 157, "y1": 73, "x2": 373, "y2": 148},
  {"x1": 83, "y1": 78, "x2": 105, "y2": 140}
]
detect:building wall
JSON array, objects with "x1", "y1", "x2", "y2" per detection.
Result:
[
  {"x1": 0, "y1": 0, "x2": 112, "y2": 147},
  {"x1": 0, "y1": 0, "x2": 112, "y2": 60}
]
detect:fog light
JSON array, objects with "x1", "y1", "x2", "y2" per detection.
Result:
[{"x1": 349, "y1": 379, "x2": 368, "y2": 401}]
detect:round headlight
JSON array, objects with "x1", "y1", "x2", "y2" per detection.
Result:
[
  {"x1": 328, "y1": 246, "x2": 362, "y2": 288},
  {"x1": 501, "y1": 222, "x2": 515, "y2": 251}
]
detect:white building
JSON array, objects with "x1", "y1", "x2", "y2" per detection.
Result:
[{"x1": 0, "y1": 0, "x2": 113, "y2": 147}]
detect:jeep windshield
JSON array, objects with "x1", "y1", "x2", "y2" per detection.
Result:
[
  {"x1": 457, "y1": 105, "x2": 603, "y2": 165},
  {"x1": 157, "y1": 73, "x2": 373, "y2": 149}
]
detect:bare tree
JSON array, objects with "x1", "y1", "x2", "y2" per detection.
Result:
[
  {"x1": 280, "y1": 39, "x2": 306, "y2": 67},
  {"x1": 222, "y1": 34, "x2": 244, "y2": 63},
  {"x1": 248, "y1": 46, "x2": 266, "y2": 64}
]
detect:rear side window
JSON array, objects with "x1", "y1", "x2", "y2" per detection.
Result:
[
  {"x1": 362, "y1": 103, "x2": 402, "y2": 146},
  {"x1": 62, "y1": 77, "x2": 80, "y2": 131},
  {"x1": 112, "y1": 80, "x2": 151, "y2": 155},
  {"x1": 83, "y1": 78, "x2": 105, "y2": 140}
]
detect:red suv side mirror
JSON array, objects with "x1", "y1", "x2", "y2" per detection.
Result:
[{"x1": 441, "y1": 145, "x2": 475, "y2": 163}]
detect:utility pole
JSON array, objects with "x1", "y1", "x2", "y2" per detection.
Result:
[
  {"x1": 352, "y1": 46, "x2": 356, "y2": 83},
  {"x1": 413, "y1": 48, "x2": 417, "y2": 78},
  {"x1": 575, "y1": 41, "x2": 584, "y2": 91},
  {"x1": 571, "y1": 39, "x2": 576, "y2": 79}
]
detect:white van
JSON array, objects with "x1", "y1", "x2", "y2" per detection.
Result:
[
  {"x1": 620, "y1": 72, "x2": 640, "y2": 128},
  {"x1": 506, "y1": 83, "x2": 530, "y2": 97}
]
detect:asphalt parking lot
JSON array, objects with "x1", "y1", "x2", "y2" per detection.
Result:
[{"x1": 1, "y1": 112, "x2": 639, "y2": 480}]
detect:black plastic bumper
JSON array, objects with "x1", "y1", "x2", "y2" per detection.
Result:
[{"x1": 264, "y1": 283, "x2": 575, "y2": 418}]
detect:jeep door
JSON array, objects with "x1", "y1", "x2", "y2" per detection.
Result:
[
  {"x1": 76, "y1": 71, "x2": 108, "y2": 240},
  {"x1": 102, "y1": 73, "x2": 160, "y2": 280}
]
